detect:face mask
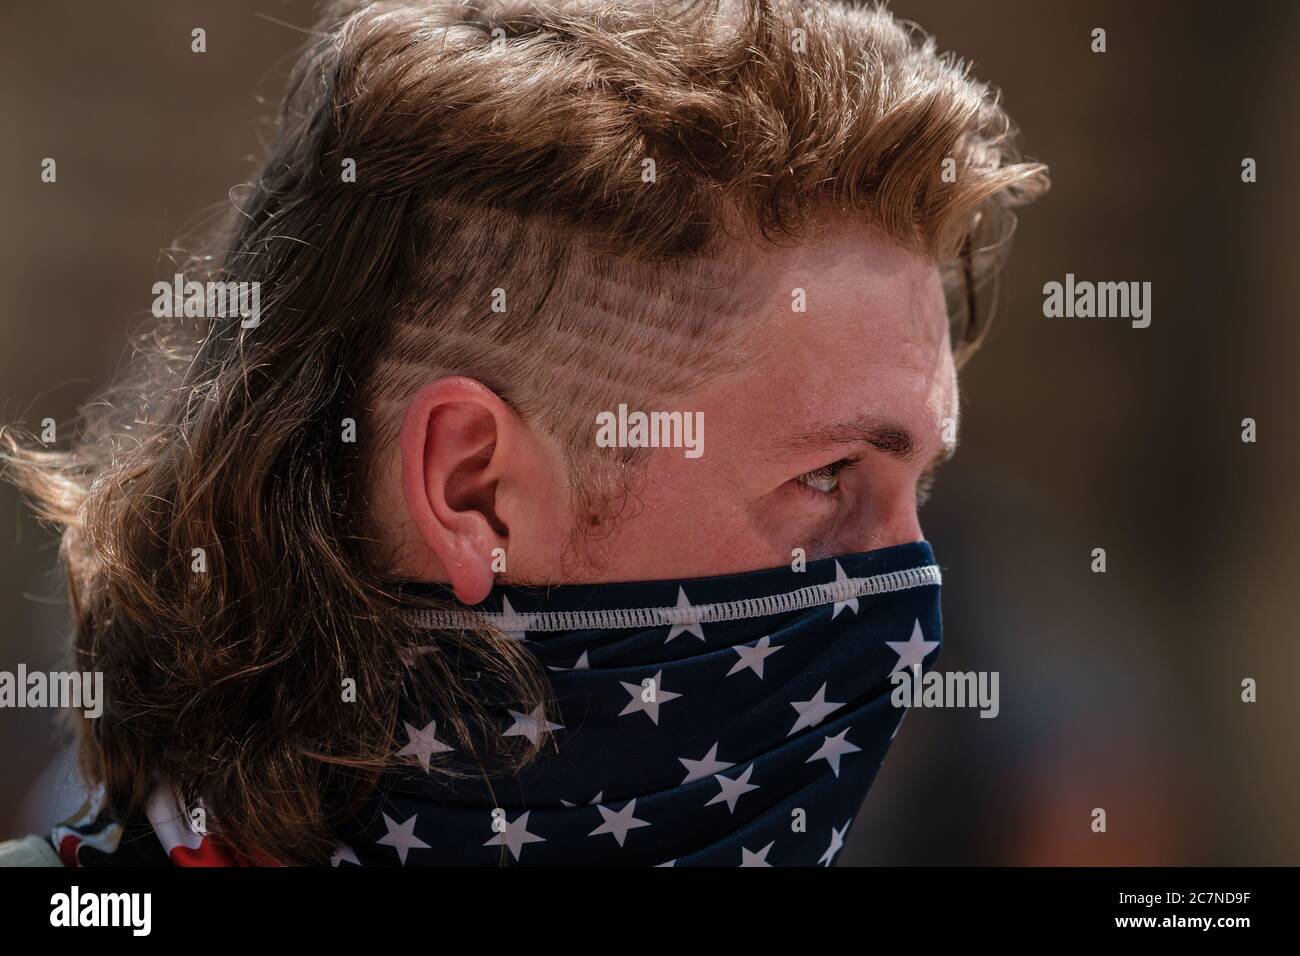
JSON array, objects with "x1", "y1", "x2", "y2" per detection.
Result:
[{"x1": 334, "y1": 540, "x2": 942, "y2": 867}]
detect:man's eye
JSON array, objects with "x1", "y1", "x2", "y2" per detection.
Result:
[{"x1": 794, "y1": 458, "x2": 857, "y2": 495}]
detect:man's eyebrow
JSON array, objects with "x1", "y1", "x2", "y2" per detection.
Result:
[{"x1": 772, "y1": 415, "x2": 957, "y2": 471}]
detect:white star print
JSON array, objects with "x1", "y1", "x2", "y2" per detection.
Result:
[
  {"x1": 885, "y1": 619, "x2": 940, "y2": 675},
  {"x1": 727, "y1": 635, "x2": 782, "y2": 679},
  {"x1": 376, "y1": 812, "x2": 429, "y2": 865},
  {"x1": 661, "y1": 587, "x2": 706, "y2": 642},
  {"x1": 589, "y1": 799, "x2": 651, "y2": 846},
  {"x1": 498, "y1": 596, "x2": 538, "y2": 641},
  {"x1": 330, "y1": 844, "x2": 360, "y2": 867},
  {"x1": 618, "y1": 669, "x2": 682, "y2": 725},
  {"x1": 561, "y1": 791, "x2": 603, "y2": 808},
  {"x1": 679, "y1": 742, "x2": 733, "y2": 784},
  {"x1": 787, "y1": 682, "x2": 844, "y2": 736},
  {"x1": 740, "y1": 841, "x2": 775, "y2": 866},
  {"x1": 396, "y1": 719, "x2": 453, "y2": 772},
  {"x1": 818, "y1": 820, "x2": 852, "y2": 866},
  {"x1": 548, "y1": 650, "x2": 589, "y2": 672},
  {"x1": 483, "y1": 810, "x2": 545, "y2": 861},
  {"x1": 805, "y1": 728, "x2": 861, "y2": 777},
  {"x1": 831, "y1": 562, "x2": 859, "y2": 618},
  {"x1": 706, "y1": 764, "x2": 759, "y2": 813},
  {"x1": 503, "y1": 704, "x2": 563, "y2": 744}
]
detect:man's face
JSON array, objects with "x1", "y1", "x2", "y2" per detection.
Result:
[
  {"x1": 389, "y1": 219, "x2": 959, "y2": 599},
  {"x1": 573, "y1": 221, "x2": 959, "y2": 581}
]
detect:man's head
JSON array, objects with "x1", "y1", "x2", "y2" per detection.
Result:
[
  {"x1": 324, "y1": 0, "x2": 1048, "y2": 596},
  {"x1": 384, "y1": 218, "x2": 960, "y2": 602},
  {"x1": 2, "y1": 0, "x2": 1047, "y2": 863}
]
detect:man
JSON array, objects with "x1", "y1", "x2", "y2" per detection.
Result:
[{"x1": 3, "y1": 0, "x2": 1046, "y2": 865}]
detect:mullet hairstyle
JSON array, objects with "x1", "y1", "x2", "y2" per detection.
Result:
[{"x1": 2, "y1": 0, "x2": 1047, "y2": 864}]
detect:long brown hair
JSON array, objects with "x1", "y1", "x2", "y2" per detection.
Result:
[{"x1": 1, "y1": 0, "x2": 1046, "y2": 864}]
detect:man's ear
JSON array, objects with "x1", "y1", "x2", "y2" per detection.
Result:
[{"x1": 399, "y1": 376, "x2": 533, "y2": 605}]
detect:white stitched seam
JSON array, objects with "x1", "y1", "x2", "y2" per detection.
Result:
[{"x1": 403, "y1": 564, "x2": 941, "y2": 632}]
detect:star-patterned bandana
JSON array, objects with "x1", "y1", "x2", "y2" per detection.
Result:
[{"x1": 333, "y1": 539, "x2": 944, "y2": 867}]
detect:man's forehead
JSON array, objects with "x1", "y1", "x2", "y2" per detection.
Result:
[{"x1": 731, "y1": 230, "x2": 957, "y2": 445}]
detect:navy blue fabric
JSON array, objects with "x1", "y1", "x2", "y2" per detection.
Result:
[{"x1": 335, "y1": 540, "x2": 943, "y2": 866}]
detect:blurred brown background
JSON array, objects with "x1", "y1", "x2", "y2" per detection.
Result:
[{"x1": 1, "y1": 0, "x2": 1296, "y2": 864}]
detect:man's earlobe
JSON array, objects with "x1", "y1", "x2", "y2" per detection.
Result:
[{"x1": 399, "y1": 377, "x2": 511, "y2": 605}]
